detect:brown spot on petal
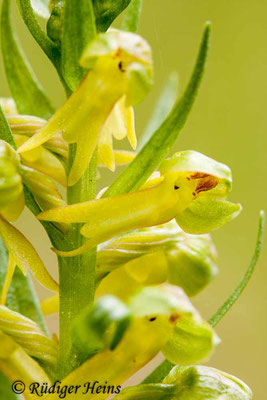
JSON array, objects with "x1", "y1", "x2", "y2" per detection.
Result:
[
  {"x1": 196, "y1": 175, "x2": 219, "y2": 194},
  {"x1": 190, "y1": 172, "x2": 210, "y2": 179},
  {"x1": 169, "y1": 313, "x2": 180, "y2": 324}
]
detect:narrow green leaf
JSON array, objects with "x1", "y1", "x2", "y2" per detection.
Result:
[
  {"x1": 208, "y1": 210, "x2": 265, "y2": 327},
  {"x1": 30, "y1": 0, "x2": 50, "y2": 18},
  {"x1": 103, "y1": 23, "x2": 211, "y2": 198},
  {"x1": 0, "y1": 237, "x2": 48, "y2": 334},
  {"x1": 93, "y1": 0, "x2": 131, "y2": 32},
  {"x1": 62, "y1": 0, "x2": 96, "y2": 91},
  {"x1": 0, "y1": 371, "x2": 18, "y2": 399},
  {"x1": 138, "y1": 72, "x2": 178, "y2": 149},
  {"x1": 1, "y1": 0, "x2": 55, "y2": 119},
  {"x1": 0, "y1": 106, "x2": 16, "y2": 148},
  {"x1": 121, "y1": 0, "x2": 143, "y2": 33},
  {"x1": 144, "y1": 210, "x2": 265, "y2": 384}
]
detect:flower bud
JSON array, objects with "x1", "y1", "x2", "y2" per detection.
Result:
[
  {"x1": 97, "y1": 221, "x2": 218, "y2": 297},
  {"x1": 163, "y1": 365, "x2": 252, "y2": 400},
  {"x1": 115, "y1": 365, "x2": 252, "y2": 399},
  {"x1": 47, "y1": 0, "x2": 64, "y2": 45},
  {"x1": 92, "y1": 0, "x2": 131, "y2": 32},
  {"x1": 166, "y1": 234, "x2": 218, "y2": 296},
  {"x1": 0, "y1": 305, "x2": 58, "y2": 365},
  {"x1": 20, "y1": 165, "x2": 65, "y2": 211}
]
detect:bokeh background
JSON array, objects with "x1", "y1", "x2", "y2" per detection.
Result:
[{"x1": 1, "y1": 0, "x2": 267, "y2": 397}]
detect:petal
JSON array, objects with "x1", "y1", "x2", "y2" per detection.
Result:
[
  {"x1": 176, "y1": 197, "x2": 242, "y2": 234},
  {"x1": 17, "y1": 123, "x2": 57, "y2": 153},
  {"x1": 0, "y1": 216, "x2": 59, "y2": 292},
  {"x1": 162, "y1": 316, "x2": 220, "y2": 365},
  {"x1": 41, "y1": 294, "x2": 59, "y2": 315},
  {"x1": 107, "y1": 99, "x2": 128, "y2": 141},
  {"x1": 98, "y1": 123, "x2": 115, "y2": 171},
  {"x1": 15, "y1": 134, "x2": 66, "y2": 186},
  {"x1": 160, "y1": 150, "x2": 232, "y2": 197},
  {"x1": 126, "y1": 106, "x2": 137, "y2": 150},
  {"x1": 114, "y1": 150, "x2": 136, "y2": 165}
]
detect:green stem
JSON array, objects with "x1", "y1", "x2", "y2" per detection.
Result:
[
  {"x1": 143, "y1": 210, "x2": 265, "y2": 384},
  {"x1": 58, "y1": 144, "x2": 97, "y2": 378}
]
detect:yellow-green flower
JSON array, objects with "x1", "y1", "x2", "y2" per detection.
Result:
[
  {"x1": 43, "y1": 286, "x2": 218, "y2": 400},
  {"x1": 38, "y1": 150, "x2": 241, "y2": 257},
  {"x1": 7, "y1": 112, "x2": 136, "y2": 183},
  {"x1": 18, "y1": 30, "x2": 153, "y2": 185}
]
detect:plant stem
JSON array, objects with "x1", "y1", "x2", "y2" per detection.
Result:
[{"x1": 58, "y1": 144, "x2": 97, "y2": 378}]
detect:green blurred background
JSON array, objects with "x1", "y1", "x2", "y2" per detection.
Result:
[{"x1": 1, "y1": 0, "x2": 267, "y2": 397}]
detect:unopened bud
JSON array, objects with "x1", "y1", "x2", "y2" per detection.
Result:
[
  {"x1": 47, "y1": 0, "x2": 64, "y2": 45},
  {"x1": 92, "y1": 0, "x2": 131, "y2": 32}
]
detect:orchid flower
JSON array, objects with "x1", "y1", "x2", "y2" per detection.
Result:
[
  {"x1": 38, "y1": 150, "x2": 241, "y2": 257},
  {"x1": 42, "y1": 286, "x2": 218, "y2": 400},
  {"x1": 18, "y1": 30, "x2": 153, "y2": 185},
  {"x1": 6, "y1": 112, "x2": 136, "y2": 182}
]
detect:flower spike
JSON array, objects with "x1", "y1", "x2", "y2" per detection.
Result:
[
  {"x1": 38, "y1": 151, "x2": 241, "y2": 257},
  {"x1": 18, "y1": 29, "x2": 153, "y2": 185}
]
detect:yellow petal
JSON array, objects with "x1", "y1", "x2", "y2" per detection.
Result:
[
  {"x1": 126, "y1": 106, "x2": 137, "y2": 150},
  {"x1": 17, "y1": 123, "x2": 57, "y2": 153},
  {"x1": 114, "y1": 150, "x2": 136, "y2": 165},
  {"x1": 98, "y1": 127, "x2": 115, "y2": 171},
  {"x1": 97, "y1": 150, "x2": 136, "y2": 167},
  {"x1": 108, "y1": 98, "x2": 128, "y2": 141},
  {"x1": 0, "y1": 216, "x2": 58, "y2": 292},
  {"x1": 1, "y1": 254, "x2": 16, "y2": 305},
  {"x1": 41, "y1": 294, "x2": 59, "y2": 315}
]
